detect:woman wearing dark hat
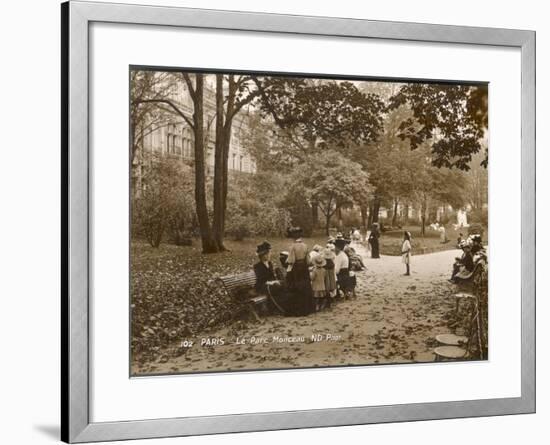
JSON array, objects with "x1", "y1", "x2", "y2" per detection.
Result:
[
  {"x1": 368, "y1": 222, "x2": 381, "y2": 258},
  {"x1": 470, "y1": 234, "x2": 484, "y2": 255},
  {"x1": 253, "y1": 241, "x2": 292, "y2": 314},
  {"x1": 286, "y1": 227, "x2": 313, "y2": 315},
  {"x1": 253, "y1": 241, "x2": 277, "y2": 295}
]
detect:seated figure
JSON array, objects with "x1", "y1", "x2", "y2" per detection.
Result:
[{"x1": 450, "y1": 241, "x2": 475, "y2": 282}]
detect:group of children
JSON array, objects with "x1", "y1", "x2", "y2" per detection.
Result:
[
  {"x1": 253, "y1": 229, "x2": 367, "y2": 315},
  {"x1": 306, "y1": 234, "x2": 366, "y2": 312}
]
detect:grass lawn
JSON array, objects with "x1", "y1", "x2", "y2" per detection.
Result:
[{"x1": 378, "y1": 225, "x2": 465, "y2": 256}]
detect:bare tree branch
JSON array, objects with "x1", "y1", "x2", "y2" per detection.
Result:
[
  {"x1": 181, "y1": 73, "x2": 196, "y2": 102},
  {"x1": 134, "y1": 98, "x2": 195, "y2": 130}
]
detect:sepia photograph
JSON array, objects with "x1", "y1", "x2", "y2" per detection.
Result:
[{"x1": 129, "y1": 68, "x2": 489, "y2": 376}]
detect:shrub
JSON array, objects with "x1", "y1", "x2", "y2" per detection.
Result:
[
  {"x1": 225, "y1": 199, "x2": 291, "y2": 241},
  {"x1": 341, "y1": 210, "x2": 362, "y2": 229},
  {"x1": 282, "y1": 193, "x2": 314, "y2": 237},
  {"x1": 132, "y1": 156, "x2": 194, "y2": 248},
  {"x1": 467, "y1": 223, "x2": 485, "y2": 239},
  {"x1": 468, "y1": 208, "x2": 488, "y2": 226}
]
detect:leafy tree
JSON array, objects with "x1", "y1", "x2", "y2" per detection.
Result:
[
  {"x1": 253, "y1": 77, "x2": 384, "y2": 160},
  {"x1": 389, "y1": 83, "x2": 488, "y2": 170},
  {"x1": 466, "y1": 150, "x2": 489, "y2": 210},
  {"x1": 292, "y1": 150, "x2": 371, "y2": 235},
  {"x1": 406, "y1": 144, "x2": 469, "y2": 235},
  {"x1": 225, "y1": 172, "x2": 291, "y2": 240},
  {"x1": 351, "y1": 83, "x2": 416, "y2": 226}
]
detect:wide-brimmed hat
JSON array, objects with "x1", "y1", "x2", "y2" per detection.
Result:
[
  {"x1": 334, "y1": 238, "x2": 347, "y2": 250},
  {"x1": 314, "y1": 255, "x2": 326, "y2": 267},
  {"x1": 326, "y1": 243, "x2": 335, "y2": 251},
  {"x1": 256, "y1": 241, "x2": 272, "y2": 255},
  {"x1": 312, "y1": 244, "x2": 322, "y2": 252}
]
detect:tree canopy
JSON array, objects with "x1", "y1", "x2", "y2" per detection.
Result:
[
  {"x1": 253, "y1": 77, "x2": 385, "y2": 160},
  {"x1": 292, "y1": 150, "x2": 371, "y2": 234},
  {"x1": 389, "y1": 83, "x2": 488, "y2": 170}
]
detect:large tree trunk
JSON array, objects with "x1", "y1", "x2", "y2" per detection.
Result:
[
  {"x1": 367, "y1": 203, "x2": 374, "y2": 229},
  {"x1": 336, "y1": 205, "x2": 343, "y2": 231},
  {"x1": 371, "y1": 196, "x2": 381, "y2": 224},
  {"x1": 391, "y1": 198, "x2": 399, "y2": 227},
  {"x1": 325, "y1": 212, "x2": 332, "y2": 236},
  {"x1": 420, "y1": 196, "x2": 427, "y2": 236},
  {"x1": 360, "y1": 204, "x2": 368, "y2": 231},
  {"x1": 193, "y1": 75, "x2": 218, "y2": 253},
  {"x1": 429, "y1": 206, "x2": 438, "y2": 224},
  {"x1": 219, "y1": 124, "x2": 232, "y2": 248},
  {"x1": 212, "y1": 74, "x2": 226, "y2": 251},
  {"x1": 404, "y1": 203, "x2": 409, "y2": 225},
  {"x1": 212, "y1": 75, "x2": 237, "y2": 251},
  {"x1": 311, "y1": 201, "x2": 319, "y2": 229}
]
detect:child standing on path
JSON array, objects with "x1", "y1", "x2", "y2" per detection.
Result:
[
  {"x1": 402, "y1": 231, "x2": 412, "y2": 276},
  {"x1": 310, "y1": 255, "x2": 327, "y2": 312}
]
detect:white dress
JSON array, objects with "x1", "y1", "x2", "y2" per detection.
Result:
[{"x1": 401, "y1": 240, "x2": 411, "y2": 264}]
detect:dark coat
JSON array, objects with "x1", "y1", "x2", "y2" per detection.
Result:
[
  {"x1": 254, "y1": 261, "x2": 276, "y2": 294},
  {"x1": 459, "y1": 252, "x2": 475, "y2": 272},
  {"x1": 369, "y1": 229, "x2": 380, "y2": 258}
]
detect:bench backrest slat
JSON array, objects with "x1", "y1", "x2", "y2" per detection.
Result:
[{"x1": 218, "y1": 271, "x2": 257, "y2": 295}]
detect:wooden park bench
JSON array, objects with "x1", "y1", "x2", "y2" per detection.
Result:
[{"x1": 217, "y1": 271, "x2": 267, "y2": 322}]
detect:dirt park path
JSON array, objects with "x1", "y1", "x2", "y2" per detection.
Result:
[{"x1": 133, "y1": 243, "x2": 464, "y2": 375}]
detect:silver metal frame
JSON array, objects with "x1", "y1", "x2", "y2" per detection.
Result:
[{"x1": 61, "y1": 1, "x2": 535, "y2": 442}]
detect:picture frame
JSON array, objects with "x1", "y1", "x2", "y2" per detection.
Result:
[{"x1": 61, "y1": 1, "x2": 535, "y2": 442}]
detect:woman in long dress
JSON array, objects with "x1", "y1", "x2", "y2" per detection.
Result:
[
  {"x1": 286, "y1": 227, "x2": 313, "y2": 315},
  {"x1": 253, "y1": 241, "x2": 293, "y2": 315},
  {"x1": 369, "y1": 223, "x2": 381, "y2": 258}
]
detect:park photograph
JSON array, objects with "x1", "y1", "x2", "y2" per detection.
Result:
[{"x1": 129, "y1": 68, "x2": 489, "y2": 376}]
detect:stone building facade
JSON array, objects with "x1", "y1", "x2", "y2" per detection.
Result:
[{"x1": 132, "y1": 76, "x2": 256, "y2": 194}]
